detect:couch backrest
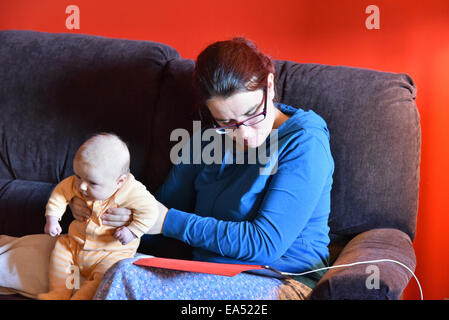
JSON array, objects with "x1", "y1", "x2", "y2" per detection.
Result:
[
  {"x1": 0, "y1": 30, "x2": 180, "y2": 187},
  {"x1": 273, "y1": 61, "x2": 420, "y2": 240},
  {"x1": 145, "y1": 58, "x2": 199, "y2": 192}
]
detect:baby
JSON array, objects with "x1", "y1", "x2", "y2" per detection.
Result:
[{"x1": 38, "y1": 133, "x2": 158, "y2": 300}]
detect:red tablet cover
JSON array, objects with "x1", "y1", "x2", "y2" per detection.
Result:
[{"x1": 133, "y1": 257, "x2": 265, "y2": 277}]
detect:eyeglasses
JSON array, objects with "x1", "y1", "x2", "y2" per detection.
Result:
[{"x1": 213, "y1": 87, "x2": 267, "y2": 134}]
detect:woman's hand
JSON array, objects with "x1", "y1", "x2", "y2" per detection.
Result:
[
  {"x1": 70, "y1": 196, "x2": 132, "y2": 227},
  {"x1": 69, "y1": 196, "x2": 92, "y2": 221},
  {"x1": 102, "y1": 207, "x2": 133, "y2": 227},
  {"x1": 70, "y1": 196, "x2": 169, "y2": 234},
  {"x1": 104, "y1": 200, "x2": 169, "y2": 234}
]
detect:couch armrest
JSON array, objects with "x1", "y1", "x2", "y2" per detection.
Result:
[{"x1": 309, "y1": 228, "x2": 417, "y2": 300}]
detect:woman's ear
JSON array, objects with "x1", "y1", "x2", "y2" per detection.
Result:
[{"x1": 267, "y1": 73, "x2": 275, "y2": 101}]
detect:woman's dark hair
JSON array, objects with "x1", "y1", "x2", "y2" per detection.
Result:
[{"x1": 193, "y1": 37, "x2": 275, "y2": 104}]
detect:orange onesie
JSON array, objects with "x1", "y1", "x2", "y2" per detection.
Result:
[{"x1": 38, "y1": 174, "x2": 157, "y2": 300}]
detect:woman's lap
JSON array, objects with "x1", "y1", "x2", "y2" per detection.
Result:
[{"x1": 94, "y1": 257, "x2": 311, "y2": 300}]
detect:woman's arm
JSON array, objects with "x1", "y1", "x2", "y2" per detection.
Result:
[{"x1": 163, "y1": 132, "x2": 334, "y2": 263}]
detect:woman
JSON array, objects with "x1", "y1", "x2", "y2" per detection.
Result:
[{"x1": 71, "y1": 38, "x2": 334, "y2": 300}]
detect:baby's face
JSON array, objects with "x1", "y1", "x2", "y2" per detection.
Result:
[{"x1": 73, "y1": 158, "x2": 125, "y2": 201}]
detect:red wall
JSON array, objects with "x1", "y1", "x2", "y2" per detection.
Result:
[{"x1": 1, "y1": 0, "x2": 448, "y2": 300}]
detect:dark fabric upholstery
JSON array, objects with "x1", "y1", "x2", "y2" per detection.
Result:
[
  {"x1": 0, "y1": 30, "x2": 180, "y2": 235},
  {"x1": 146, "y1": 58, "x2": 198, "y2": 192},
  {"x1": 0, "y1": 30, "x2": 420, "y2": 300},
  {"x1": 0, "y1": 179, "x2": 49, "y2": 236},
  {"x1": 309, "y1": 228, "x2": 417, "y2": 300},
  {"x1": 0, "y1": 30, "x2": 180, "y2": 186},
  {"x1": 0, "y1": 179, "x2": 73, "y2": 237},
  {"x1": 274, "y1": 62, "x2": 420, "y2": 241}
]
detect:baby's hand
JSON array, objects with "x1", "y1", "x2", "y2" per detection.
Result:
[
  {"x1": 114, "y1": 226, "x2": 137, "y2": 245},
  {"x1": 45, "y1": 216, "x2": 62, "y2": 237}
]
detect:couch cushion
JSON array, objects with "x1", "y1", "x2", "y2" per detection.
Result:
[
  {"x1": 0, "y1": 234, "x2": 58, "y2": 299},
  {"x1": 309, "y1": 228, "x2": 417, "y2": 300},
  {"x1": 274, "y1": 61, "x2": 420, "y2": 240},
  {"x1": 0, "y1": 179, "x2": 74, "y2": 236},
  {"x1": 0, "y1": 30, "x2": 180, "y2": 187},
  {"x1": 147, "y1": 58, "x2": 199, "y2": 192}
]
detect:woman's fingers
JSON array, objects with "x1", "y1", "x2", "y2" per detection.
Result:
[
  {"x1": 69, "y1": 196, "x2": 92, "y2": 221},
  {"x1": 102, "y1": 207, "x2": 133, "y2": 227}
]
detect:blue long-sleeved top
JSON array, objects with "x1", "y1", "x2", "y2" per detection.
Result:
[{"x1": 155, "y1": 103, "x2": 334, "y2": 273}]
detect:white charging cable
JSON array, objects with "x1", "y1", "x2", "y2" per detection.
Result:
[{"x1": 275, "y1": 259, "x2": 423, "y2": 300}]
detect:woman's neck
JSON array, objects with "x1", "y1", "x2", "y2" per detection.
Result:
[{"x1": 273, "y1": 106, "x2": 291, "y2": 129}]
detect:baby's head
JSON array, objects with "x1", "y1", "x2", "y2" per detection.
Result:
[{"x1": 73, "y1": 133, "x2": 130, "y2": 201}]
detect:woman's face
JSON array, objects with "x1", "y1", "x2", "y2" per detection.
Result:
[{"x1": 206, "y1": 74, "x2": 279, "y2": 151}]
